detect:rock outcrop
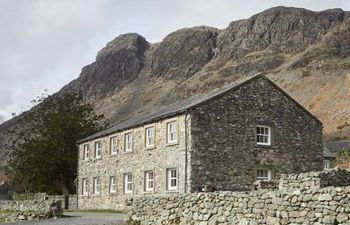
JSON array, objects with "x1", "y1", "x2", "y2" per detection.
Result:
[{"x1": 1, "y1": 6, "x2": 350, "y2": 167}]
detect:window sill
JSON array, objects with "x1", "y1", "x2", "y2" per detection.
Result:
[
  {"x1": 165, "y1": 189, "x2": 178, "y2": 193},
  {"x1": 109, "y1": 192, "x2": 117, "y2": 195},
  {"x1": 255, "y1": 144, "x2": 274, "y2": 149},
  {"x1": 165, "y1": 142, "x2": 178, "y2": 147},
  {"x1": 110, "y1": 153, "x2": 118, "y2": 157},
  {"x1": 144, "y1": 146, "x2": 156, "y2": 150},
  {"x1": 123, "y1": 150, "x2": 133, "y2": 154},
  {"x1": 91, "y1": 194, "x2": 101, "y2": 196},
  {"x1": 124, "y1": 192, "x2": 133, "y2": 195},
  {"x1": 93, "y1": 157, "x2": 102, "y2": 161},
  {"x1": 81, "y1": 194, "x2": 89, "y2": 197}
]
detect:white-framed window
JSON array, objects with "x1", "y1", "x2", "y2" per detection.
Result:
[
  {"x1": 93, "y1": 177, "x2": 101, "y2": 194},
  {"x1": 257, "y1": 126, "x2": 271, "y2": 145},
  {"x1": 256, "y1": 169, "x2": 272, "y2": 181},
  {"x1": 82, "y1": 178, "x2": 88, "y2": 195},
  {"x1": 94, "y1": 141, "x2": 101, "y2": 158},
  {"x1": 145, "y1": 171, "x2": 154, "y2": 192},
  {"x1": 110, "y1": 137, "x2": 118, "y2": 155},
  {"x1": 167, "y1": 121, "x2": 177, "y2": 144},
  {"x1": 145, "y1": 127, "x2": 154, "y2": 148},
  {"x1": 324, "y1": 160, "x2": 330, "y2": 170},
  {"x1": 167, "y1": 168, "x2": 177, "y2": 190},
  {"x1": 83, "y1": 144, "x2": 89, "y2": 160},
  {"x1": 124, "y1": 133, "x2": 132, "y2": 152},
  {"x1": 110, "y1": 176, "x2": 117, "y2": 193},
  {"x1": 124, "y1": 173, "x2": 133, "y2": 194}
]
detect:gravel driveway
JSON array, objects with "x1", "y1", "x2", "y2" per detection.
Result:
[{"x1": 5, "y1": 212, "x2": 125, "y2": 225}]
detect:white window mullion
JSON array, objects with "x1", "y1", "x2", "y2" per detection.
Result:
[
  {"x1": 257, "y1": 169, "x2": 272, "y2": 181},
  {"x1": 95, "y1": 141, "x2": 101, "y2": 158},
  {"x1": 257, "y1": 126, "x2": 271, "y2": 146},
  {"x1": 124, "y1": 173, "x2": 133, "y2": 193},
  {"x1": 83, "y1": 144, "x2": 89, "y2": 160},
  {"x1": 167, "y1": 168, "x2": 177, "y2": 190},
  {"x1": 110, "y1": 176, "x2": 117, "y2": 193},
  {"x1": 110, "y1": 137, "x2": 117, "y2": 155},
  {"x1": 93, "y1": 177, "x2": 100, "y2": 194},
  {"x1": 82, "y1": 178, "x2": 88, "y2": 195},
  {"x1": 145, "y1": 127, "x2": 154, "y2": 148},
  {"x1": 145, "y1": 171, "x2": 154, "y2": 192},
  {"x1": 167, "y1": 122, "x2": 177, "y2": 144},
  {"x1": 125, "y1": 133, "x2": 132, "y2": 152}
]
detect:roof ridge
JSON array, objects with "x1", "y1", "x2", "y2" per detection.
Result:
[{"x1": 77, "y1": 73, "x2": 321, "y2": 144}]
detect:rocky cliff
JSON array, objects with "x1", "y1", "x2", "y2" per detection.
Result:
[{"x1": 1, "y1": 6, "x2": 350, "y2": 164}]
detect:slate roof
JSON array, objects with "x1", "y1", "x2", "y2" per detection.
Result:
[{"x1": 77, "y1": 74, "x2": 322, "y2": 144}]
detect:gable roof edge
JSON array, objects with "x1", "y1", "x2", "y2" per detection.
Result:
[{"x1": 261, "y1": 76, "x2": 323, "y2": 126}]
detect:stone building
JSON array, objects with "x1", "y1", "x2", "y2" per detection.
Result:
[{"x1": 77, "y1": 75, "x2": 323, "y2": 209}]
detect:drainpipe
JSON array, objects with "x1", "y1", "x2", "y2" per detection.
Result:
[{"x1": 184, "y1": 111, "x2": 189, "y2": 193}]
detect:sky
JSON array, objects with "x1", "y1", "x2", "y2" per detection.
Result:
[{"x1": 0, "y1": 0, "x2": 349, "y2": 124}]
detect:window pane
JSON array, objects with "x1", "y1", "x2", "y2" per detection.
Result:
[
  {"x1": 146, "y1": 127, "x2": 154, "y2": 147},
  {"x1": 168, "y1": 169, "x2": 177, "y2": 190},
  {"x1": 125, "y1": 133, "x2": 132, "y2": 151},
  {"x1": 168, "y1": 122, "x2": 177, "y2": 143},
  {"x1": 257, "y1": 126, "x2": 271, "y2": 145}
]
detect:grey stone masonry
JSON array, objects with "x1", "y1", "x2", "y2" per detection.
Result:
[
  {"x1": 78, "y1": 114, "x2": 192, "y2": 210},
  {"x1": 189, "y1": 75, "x2": 323, "y2": 191},
  {"x1": 77, "y1": 75, "x2": 323, "y2": 210}
]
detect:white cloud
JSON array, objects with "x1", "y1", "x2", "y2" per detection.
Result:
[{"x1": 0, "y1": 0, "x2": 349, "y2": 122}]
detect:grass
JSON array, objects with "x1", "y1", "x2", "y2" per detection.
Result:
[
  {"x1": 0, "y1": 209, "x2": 14, "y2": 214},
  {"x1": 69, "y1": 209, "x2": 124, "y2": 214}
]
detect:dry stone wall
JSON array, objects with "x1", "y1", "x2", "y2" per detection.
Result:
[
  {"x1": 11, "y1": 193, "x2": 77, "y2": 209},
  {"x1": 279, "y1": 168, "x2": 350, "y2": 190},
  {"x1": 126, "y1": 169, "x2": 350, "y2": 225},
  {"x1": 0, "y1": 200, "x2": 54, "y2": 223}
]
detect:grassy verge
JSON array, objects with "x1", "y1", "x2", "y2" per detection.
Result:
[{"x1": 68, "y1": 209, "x2": 124, "y2": 214}]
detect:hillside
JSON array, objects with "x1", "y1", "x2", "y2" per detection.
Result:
[{"x1": 1, "y1": 6, "x2": 350, "y2": 164}]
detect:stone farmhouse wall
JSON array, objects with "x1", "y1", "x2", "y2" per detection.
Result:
[
  {"x1": 78, "y1": 114, "x2": 192, "y2": 210},
  {"x1": 126, "y1": 169, "x2": 350, "y2": 225},
  {"x1": 78, "y1": 75, "x2": 324, "y2": 210},
  {"x1": 189, "y1": 76, "x2": 323, "y2": 192}
]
